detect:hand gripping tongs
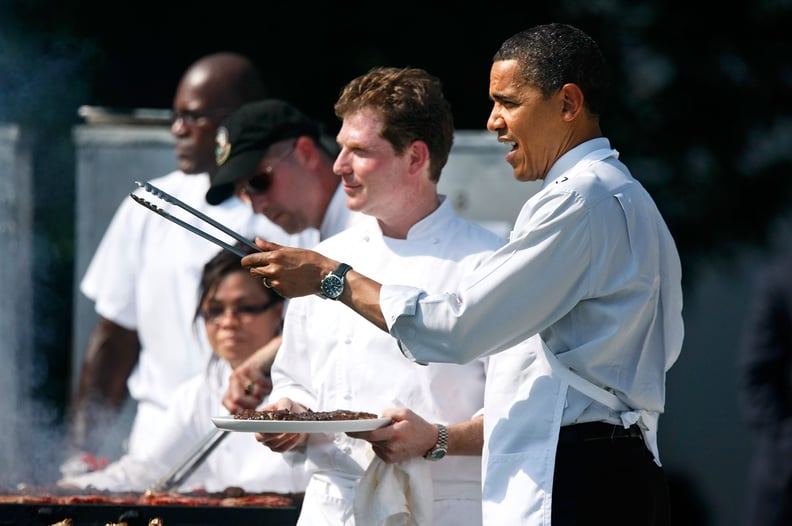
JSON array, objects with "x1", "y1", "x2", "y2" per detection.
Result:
[{"x1": 129, "y1": 181, "x2": 261, "y2": 257}]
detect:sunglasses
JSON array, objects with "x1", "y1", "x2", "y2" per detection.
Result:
[
  {"x1": 202, "y1": 300, "x2": 279, "y2": 324},
  {"x1": 241, "y1": 142, "x2": 296, "y2": 196},
  {"x1": 171, "y1": 109, "x2": 228, "y2": 127}
]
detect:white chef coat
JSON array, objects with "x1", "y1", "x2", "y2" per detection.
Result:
[
  {"x1": 271, "y1": 197, "x2": 505, "y2": 526},
  {"x1": 80, "y1": 170, "x2": 313, "y2": 457},
  {"x1": 381, "y1": 138, "x2": 684, "y2": 525},
  {"x1": 61, "y1": 357, "x2": 309, "y2": 493}
]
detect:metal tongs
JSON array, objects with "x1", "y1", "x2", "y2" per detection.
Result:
[
  {"x1": 145, "y1": 428, "x2": 229, "y2": 494},
  {"x1": 131, "y1": 181, "x2": 252, "y2": 493},
  {"x1": 130, "y1": 181, "x2": 260, "y2": 257}
]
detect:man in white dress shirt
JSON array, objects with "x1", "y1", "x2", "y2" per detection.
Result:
[{"x1": 241, "y1": 24, "x2": 684, "y2": 526}]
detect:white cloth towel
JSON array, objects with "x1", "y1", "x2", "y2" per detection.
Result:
[{"x1": 353, "y1": 456, "x2": 433, "y2": 526}]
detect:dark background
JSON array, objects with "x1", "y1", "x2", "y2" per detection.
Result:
[
  {"x1": 1, "y1": 1, "x2": 792, "y2": 521},
  {"x1": 3, "y1": 1, "x2": 790, "y2": 268}
]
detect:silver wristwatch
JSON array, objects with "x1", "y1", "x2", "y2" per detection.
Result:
[
  {"x1": 424, "y1": 423, "x2": 448, "y2": 461},
  {"x1": 319, "y1": 263, "x2": 352, "y2": 300}
]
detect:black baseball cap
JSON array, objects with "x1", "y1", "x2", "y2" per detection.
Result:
[{"x1": 206, "y1": 98, "x2": 321, "y2": 205}]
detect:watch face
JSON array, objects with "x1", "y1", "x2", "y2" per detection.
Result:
[
  {"x1": 321, "y1": 274, "x2": 344, "y2": 299},
  {"x1": 427, "y1": 448, "x2": 446, "y2": 461}
]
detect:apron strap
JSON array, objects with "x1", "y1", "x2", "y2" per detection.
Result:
[
  {"x1": 540, "y1": 340, "x2": 663, "y2": 465},
  {"x1": 540, "y1": 340, "x2": 630, "y2": 412}
]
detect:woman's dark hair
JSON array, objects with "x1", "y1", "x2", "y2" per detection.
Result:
[{"x1": 193, "y1": 243, "x2": 282, "y2": 322}]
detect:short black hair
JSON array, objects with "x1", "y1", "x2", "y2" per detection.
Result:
[{"x1": 494, "y1": 23, "x2": 610, "y2": 117}]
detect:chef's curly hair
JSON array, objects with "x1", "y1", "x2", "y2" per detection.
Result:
[{"x1": 333, "y1": 66, "x2": 454, "y2": 184}]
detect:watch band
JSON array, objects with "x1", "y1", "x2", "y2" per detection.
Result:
[
  {"x1": 334, "y1": 263, "x2": 352, "y2": 280},
  {"x1": 424, "y1": 423, "x2": 448, "y2": 461},
  {"x1": 319, "y1": 262, "x2": 353, "y2": 300}
]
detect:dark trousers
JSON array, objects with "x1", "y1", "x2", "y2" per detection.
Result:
[{"x1": 551, "y1": 423, "x2": 671, "y2": 526}]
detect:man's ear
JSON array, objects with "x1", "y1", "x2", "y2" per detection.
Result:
[
  {"x1": 408, "y1": 140, "x2": 430, "y2": 177},
  {"x1": 560, "y1": 83, "x2": 585, "y2": 121},
  {"x1": 294, "y1": 135, "x2": 317, "y2": 169}
]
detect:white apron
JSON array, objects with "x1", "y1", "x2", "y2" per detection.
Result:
[
  {"x1": 482, "y1": 336, "x2": 564, "y2": 525},
  {"x1": 482, "y1": 336, "x2": 660, "y2": 526}
]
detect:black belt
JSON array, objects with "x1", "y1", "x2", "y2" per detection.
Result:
[{"x1": 558, "y1": 422, "x2": 643, "y2": 444}]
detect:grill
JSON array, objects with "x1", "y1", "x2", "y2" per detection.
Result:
[
  {"x1": 0, "y1": 502, "x2": 300, "y2": 525},
  {"x1": 0, "y1": 490, "x2": 303, "y2": 526}
]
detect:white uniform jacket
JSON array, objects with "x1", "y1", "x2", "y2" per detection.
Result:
[{"x1": 271, "y1": 198, "x2": 506, "y2": 525}]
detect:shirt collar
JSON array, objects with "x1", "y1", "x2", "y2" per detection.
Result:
[
  {"x1": 366, "y1": 194, "x2": 453, "y2": 241},
  {"x1": 541, "y1": 137, "x2": 613, "y2": 189}
]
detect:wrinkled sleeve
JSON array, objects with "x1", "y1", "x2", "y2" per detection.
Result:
[{"x1": 383, "y1": 191, "x2": 592, "y2": 366}]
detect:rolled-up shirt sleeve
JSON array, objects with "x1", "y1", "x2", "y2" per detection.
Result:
[
  {"x1": 380, "y1": 285, "x2": 428, "y2": 365},
  {"x1": 381, "y1": 284, "x2": 422, "y2": 327},
  {"x1": 380, "y1": 284, "x2": 430, "y2": 364}
]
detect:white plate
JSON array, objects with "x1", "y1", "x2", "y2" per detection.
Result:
[{"x1": 211, "y1": 415, "x2": 392, "y2": 433}]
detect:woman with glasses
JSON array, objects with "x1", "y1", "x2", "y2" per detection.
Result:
[{"x1": 59, "y1": 243, "x2": 309, "y2": 494}]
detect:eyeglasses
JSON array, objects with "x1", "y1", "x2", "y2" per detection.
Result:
[
  {"x1": 202, "y1": 301, "x2": 278, "y2": 324},
  {"x1": 172, "y1": 109, "x2": 228, "y2": 127},
  {"x1": 241, "y1": 143, "x2": 296, "y2": 196}
]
